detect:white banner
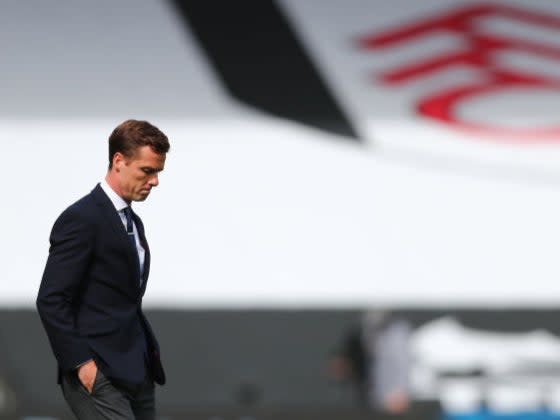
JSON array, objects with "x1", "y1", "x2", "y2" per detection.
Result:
[{"x1": 279, "y1": 0, "x2": 560, "y2": 174}]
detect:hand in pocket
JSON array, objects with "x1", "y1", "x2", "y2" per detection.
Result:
[{"x1": 77, "y1": 360, "x2": 97, "y2": 394}]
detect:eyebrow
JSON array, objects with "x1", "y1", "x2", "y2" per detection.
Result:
[{"x1": 142, "y1": 166, "x2": 164, "y2": 173}]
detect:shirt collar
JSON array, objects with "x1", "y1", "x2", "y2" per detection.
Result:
[{"x1": 100, "y1": 179, "x2": 129, "y2": 212}]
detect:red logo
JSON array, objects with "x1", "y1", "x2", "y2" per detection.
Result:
[{"x1": 359, "y1": 3, "x2": 560, "y2": 142}]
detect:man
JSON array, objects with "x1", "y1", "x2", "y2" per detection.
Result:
[
  {"x1": 36, "y1": 120, "x2": 169, "y2": 419},
  {"x1": 329, "y1": 310, "x2": 411, "y2": 414}
]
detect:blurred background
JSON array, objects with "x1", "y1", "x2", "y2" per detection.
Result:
[{"x1": 3, "y1": 0, "x2": 560, "y2": 418}]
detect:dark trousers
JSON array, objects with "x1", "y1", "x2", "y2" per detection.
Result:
[{"x1": 61, "y1": 369, "x2": 155, "y2": 420}]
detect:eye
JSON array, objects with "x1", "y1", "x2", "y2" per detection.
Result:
[{"x1": 142, "y1": 168, "x2": 154, "y2": 175}]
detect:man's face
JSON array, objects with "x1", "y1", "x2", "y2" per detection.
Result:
[{"x1": 115, "y1": 146, "x2": 166, "y2": 203}]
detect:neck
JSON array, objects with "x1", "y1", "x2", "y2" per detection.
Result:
[{"x1": 105, "y1": 172, "x2": 130, "y2": 205}]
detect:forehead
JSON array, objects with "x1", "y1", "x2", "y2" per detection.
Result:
[{"x1": 129, "y1": 145, "x2": 166, "y2": 168}]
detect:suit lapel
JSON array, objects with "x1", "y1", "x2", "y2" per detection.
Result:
[{"x1": 91, "y1": 184, "x2": 142, "y2": 288}]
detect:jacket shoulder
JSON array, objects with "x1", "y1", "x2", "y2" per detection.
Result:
[{"x1": 54, "y1": 188, "x2": 100, "y2": 227}]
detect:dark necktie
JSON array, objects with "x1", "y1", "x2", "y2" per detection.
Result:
[{"x1": 123, "y1": 207, "x2": 141, "y2": 279}]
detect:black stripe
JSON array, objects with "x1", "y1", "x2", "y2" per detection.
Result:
[{"x1": 170, "y1": 0, "x2": 358, "y2": 140}]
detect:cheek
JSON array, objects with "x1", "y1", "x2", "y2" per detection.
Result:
[{"x1": 135, "y1": 175, "x2": 149, "y2": 187}]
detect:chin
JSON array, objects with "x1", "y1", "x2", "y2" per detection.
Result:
[{"x1": 136, "y1": 192, "x2": 150, "y2": 201}]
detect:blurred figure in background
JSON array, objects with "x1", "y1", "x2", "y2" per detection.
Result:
[{"x1": 330, "y1": 309, "x2": 412, "y2": 414}]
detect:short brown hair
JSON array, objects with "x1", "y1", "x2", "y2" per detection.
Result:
[{"x1": 108, "y1": 119, "x2": 170, "y2": 168}]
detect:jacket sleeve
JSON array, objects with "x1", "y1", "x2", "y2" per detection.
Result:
[{"x1": 36, "y1": 206, "x2": 94, "y2": 373}]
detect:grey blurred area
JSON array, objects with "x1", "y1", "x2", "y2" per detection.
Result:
[
  {"x1": 1, "y1": 309, "x2": 365, "y2": 418},
  {"x1": 3, "y1": 308, "x2": 560, "y2": 418},
  {"x1": 0, "y1": 0, "x2": 228, "y2": 120}
]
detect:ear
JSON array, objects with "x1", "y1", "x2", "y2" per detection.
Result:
[{"x1": 113, "y1": 152, "x2": 126, "y2": 172}]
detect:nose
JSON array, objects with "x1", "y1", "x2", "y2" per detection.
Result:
[{"x1": 149, "y1": 174, "x2": 159, "y2": 187}]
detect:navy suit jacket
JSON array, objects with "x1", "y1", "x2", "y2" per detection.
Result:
[{"x1": 37, "y1": 184, "x2": 165, "y2": 386}]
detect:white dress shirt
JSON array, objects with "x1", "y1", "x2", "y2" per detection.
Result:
[{"x1": 100, "y1": 180, "x2": 145, "y2": 276}]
